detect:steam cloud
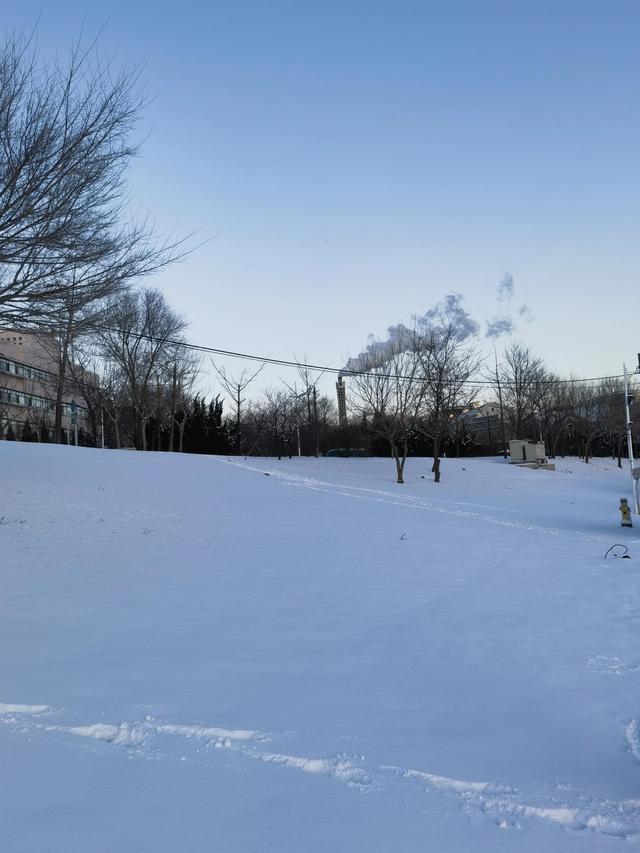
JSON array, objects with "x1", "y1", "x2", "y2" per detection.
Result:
[
  {"x1": 346, "y1": 278, "x2": 534, "y2": 371},
  {"x1": 345, "y1": 293, "x2": 478, "y2": 372},
  {"x1": 519, "y1": 304, "x2": 534, "y2": 323},
  {"x1": 485, "y1": 316, "x2": 514, "y2": 338},
  {"x1": 483, "y1": 272, "x2": 535, "y2": 339},
  {"x1": 497, "y1": 272, "x2": 514, "y2": 301},
  {"x1": 419, "y1": 293, "x2": 479, "y2": 342}
]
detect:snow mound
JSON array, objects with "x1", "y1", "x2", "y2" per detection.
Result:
[
  {"x1": 64, "y1": 723, "x2": 148, "y2": 748},
  {"x1": 256, "y1": 751, "x2": 370, "y2": 786},
  {"x1": 0, "y1": 703, "x2": 49, "y2": 715}
]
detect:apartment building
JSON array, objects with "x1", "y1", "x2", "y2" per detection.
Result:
[
  {"x1": 0, "y1": 329, "x2": 89, "y2": 440},
  {"x1": 458, "y1": 402, "x2": 503, "y2": 448}
]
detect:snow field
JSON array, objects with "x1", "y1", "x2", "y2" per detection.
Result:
[{"x1": 1, "y1": 443, "x2": 639, "y2": 851}]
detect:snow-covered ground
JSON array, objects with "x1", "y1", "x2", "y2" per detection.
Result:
[{"x1": 1, "y1": 443, "x2": 639, "y2": 851}]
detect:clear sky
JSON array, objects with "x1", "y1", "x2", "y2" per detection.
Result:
[{"x1": 5, "y1": 1, "x2": 640, "y2": 396}]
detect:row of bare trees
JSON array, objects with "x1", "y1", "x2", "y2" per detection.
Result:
[
  {"x1": 210, "y1": 360, "x2": 336, "y2": 459},
  {"x1": 346, "y1": 298, "x2": 480, "y2": 483},
  {"x1": 493, "y1": 345, "x2": 631, "y2": 466},
  {"x1": 341, "y1": 311, "x2": 636, "y2": 483},
  {"x1": 63, "y1": 288, "x2": 198, "y2": 450}
]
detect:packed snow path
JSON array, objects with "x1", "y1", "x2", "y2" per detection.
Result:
[{"x1": 1, "y1": 444, "x2": 639, "y2": 851}]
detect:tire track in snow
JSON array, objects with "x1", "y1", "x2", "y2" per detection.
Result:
[
  {"x1": 3, "y1": 702, "x2": 640, "y2": 842},
  {"x1": 218, "y1": 459, "x2": 631, "y2": 546}
]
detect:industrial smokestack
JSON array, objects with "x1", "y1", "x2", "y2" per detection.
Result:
[{"x1": 336, "y1": 374, "x2": 347, "y2": 427}]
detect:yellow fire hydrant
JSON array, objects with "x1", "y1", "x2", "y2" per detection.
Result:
[{"x1": 620, "y1": 498, "x2": 633, "y2": 528}]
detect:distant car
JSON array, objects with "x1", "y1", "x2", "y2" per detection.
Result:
[{"x1": 323, "y1": 448, "x2": 369, "y2": 458}]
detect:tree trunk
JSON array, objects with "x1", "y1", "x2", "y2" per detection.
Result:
[
  {"x1": 432, "y1": 434, "x2": 441, "y2": 483},
  {"x1": 235, "y1": 388, "x2": 241, "y2": 455},
  {"x1": 393, "y1": 451, "x2": 404, "y2": 484},
  {"x1": 54, "y1": 325, "x2": 73, "y2": 444},
  {"x1": 494, "y1": 355, "x2": 508, "y2": 459}
]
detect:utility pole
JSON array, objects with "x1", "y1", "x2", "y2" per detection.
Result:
[
  {"x1": 235, "y1": 385, "x2": 241, "y2": 455},
  {"x1": 169, "y1": 363, "x2": 177, "y2": 452},
  {"x1": 623, "y1": 363, "x2": 640, "y2": 514},
  {"x1": 493, "y1": 345, "x2": 508, "y2": 458},
  {"x1": 312, "y1": 385, "x2": 320, "y2": 458}
]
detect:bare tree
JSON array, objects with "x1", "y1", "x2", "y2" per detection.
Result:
[
  {"x1": 0, "y1": 33, "x2": 190, "y2": 325},
  {"x1": 96, "y1": 289, "x2": 187, "y2": 450},
  {"x1": 348, "y1": 341, "x2": 426, "y2": 484},
  {"x1": 166, "y1": 347, "x2": 200, "y2": 451},
  {"x1": 487, "y1": 344, "x2": 508, "y2": 457},
  {"x1": 258, "y1": 389, "x2": 297, "y2": 459},
  {"x1": 67, "y1": 338, "x2": 127, "y2": 448},
  {"x1": 571, "y1": 384, "x2": 609, "y2": 463},
  {"x1": 499, "y1": 343, "x2": 547, "y2": 439},
  {"x1": 213, "y1": 362, "x2": 264, "y2": 455},
  {"x1": 415, "y1": 305, "x2": 480, "y2": 483},
  {"x1": 284, "y1": 359, "x2": 326, "y2": 457}
]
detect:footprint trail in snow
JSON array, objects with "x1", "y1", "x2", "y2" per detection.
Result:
[{"x1": 2, "y1": 702, "x2": 640, "y2": 843}]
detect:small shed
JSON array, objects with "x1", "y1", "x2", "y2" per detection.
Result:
[{"x1": 509, "y1": 439, "x2": 547, "y2": 464}]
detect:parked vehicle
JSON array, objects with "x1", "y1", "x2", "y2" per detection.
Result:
[{"x1": 323, "y1": 448, "x2": 369, "y2": 458}]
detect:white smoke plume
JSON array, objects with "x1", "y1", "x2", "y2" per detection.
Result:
[
  {"x1": 483, "y1": 272, "x2": 534, "y2": 339},
  {"x1": 498, "y1": 272, "x2": 514, "y2": 301},
  {"x1": 345, "y1": 293, "x2": 478, "y2": 372},
  {"x1": 519, "y1": 304, "x2": 534, "y2": 323},
  {"x1": 485, "y1": 316, "x2": 514, "y2": 338},
  {"x1": 417, "y1": 292, "x2": 479, "y2": 342}
]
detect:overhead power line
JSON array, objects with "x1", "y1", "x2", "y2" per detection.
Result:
[{"x1": 94, "y1": 325, "x2": 628, "y2": 389}]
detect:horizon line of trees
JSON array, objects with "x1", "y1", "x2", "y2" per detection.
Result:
[
  {"x1": 0, "y1": 31, "x2": 636, "y2": 483},
  {"x1": 2, "y1": 300, "x2": 637, "y2": 486}
]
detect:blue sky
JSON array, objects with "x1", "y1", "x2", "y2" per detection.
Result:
[{"x1": 6, "y1": 1, "x2": 640, "y2": 394}]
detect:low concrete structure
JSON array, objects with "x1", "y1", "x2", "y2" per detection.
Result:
[{"x1": 508, "y1": 439, "x2": 554, "y2": 470}]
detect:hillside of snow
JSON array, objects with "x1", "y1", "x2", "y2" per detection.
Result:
[{"x1": 1, "y1": 443, "x2": 639, "y2": 851}]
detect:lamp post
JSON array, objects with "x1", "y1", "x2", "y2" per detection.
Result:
[{"x1": 623, "y1": 363, "x2": 640, "y2": 514}]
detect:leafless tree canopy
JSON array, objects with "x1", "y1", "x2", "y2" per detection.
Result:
[
  {"x1": 0, "y1": 33, "x2": 188, "y2": 326},
  {"x1": 347, "y1": 298, "x2": 480, "y2": 483},
  {"x1": 213, "y1": 362, "x2": 264, "y2": 454},
  {"x1": 96, "y1": 289, "x2": 189, "y2": 450}
]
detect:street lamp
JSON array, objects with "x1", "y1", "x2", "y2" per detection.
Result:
[{"x1": 623, "y1": 363, "x2": 640, "y2": 514}]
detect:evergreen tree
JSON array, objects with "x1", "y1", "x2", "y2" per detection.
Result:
[
  {"x1": 182, "y1": 394, "x2": 232, "y2": 455},
  {"x1": 21, "y1": 419, "x2": 35, "y2": 442}
]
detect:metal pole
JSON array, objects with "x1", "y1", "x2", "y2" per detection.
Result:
[
  {"x1": 74, "y1": 422, "x2": 78, "y2": 447},
  {"x1": 623, "y1": 364, "x2": 640, "y2": 513},
  {"x1": 313, "y1": 386, "x2": 319, "y2": 458},
  {"x1": 101, "y1": 408, "x2": 105, "y2": 449}
]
